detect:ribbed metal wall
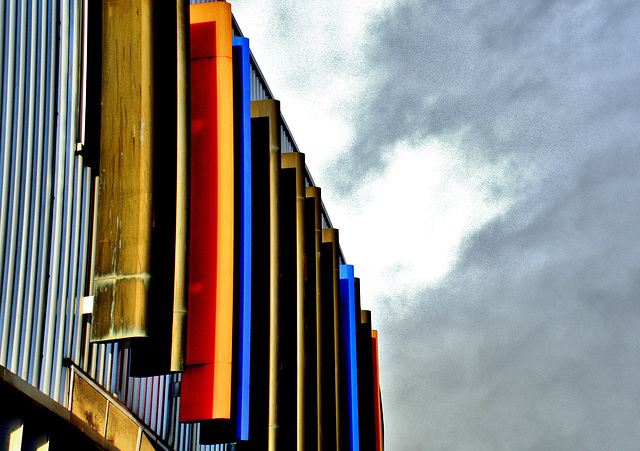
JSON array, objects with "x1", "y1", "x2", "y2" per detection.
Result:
[
  {"x1": 0, "y1": 1, "x2": 225, "y2": 449},
  {"x1": 0, "y1": 0, "x2": 87, "y2": 404}
]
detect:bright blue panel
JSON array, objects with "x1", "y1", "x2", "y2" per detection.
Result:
[
  {"x1": 340, "y1": 264, "x2": 360, "y2": 450},
  {"x1": 233, "y1": 35, "x2": 251, "y2": 442}
]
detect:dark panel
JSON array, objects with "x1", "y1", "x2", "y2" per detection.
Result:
[
  {"x1": 320, "y1": 229, "x2": 340, "y2": 449},
  {"x1": 358, "y1": 310, "x2": 376, "y2": 451}
]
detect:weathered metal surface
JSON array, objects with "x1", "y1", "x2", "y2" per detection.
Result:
[
  {"x1": 93, "y1": 0, "x2": 184, "y2": 358},
  {"x1": 93, "y1": 0, "x2": 156, "y2": 342}
]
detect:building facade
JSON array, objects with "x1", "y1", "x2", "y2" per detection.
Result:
[{"x1": 0, "y1": 1, "x2": 383, "y2": 449}]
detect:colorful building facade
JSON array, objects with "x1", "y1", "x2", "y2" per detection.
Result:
[{"x1": 0, "y1": 1, "x2": 383, "y2": 449}]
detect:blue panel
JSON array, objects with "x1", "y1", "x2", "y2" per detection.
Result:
[
  {"x1": 233, "y1": 36, "x2": 251, "y2": 442},
  {"x1": 339, "y1": 264, "x2": 360, "y2": 450}
]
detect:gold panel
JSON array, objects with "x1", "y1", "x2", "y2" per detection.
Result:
[
  {"x1": 305, "y1": 186, "x2": 322, "y2": 450},
  {"x1": 171, "y1": 0, "x2": 190, "y2": 373},
  {"x1": 281, "y1": 152, "x2": 307, "y2": 449},
  {"x1": 321, "y1": 228, "x2": 342, "y2": 450},
  {"x1": 251, "y1": 100, "x2": 282, "y2": 450},
  {"x1": 93, "y1": 0, "x2": 187, "y2": 374},
  {"x1": 71, "y1": 372, "x2": 107, "y2": 435},
  {"x1": 93, "y1": 0, "x2": 155, "y2": 342},
  {"x1": 105, "y1": 405, "x2": 139, "y2": 451}
]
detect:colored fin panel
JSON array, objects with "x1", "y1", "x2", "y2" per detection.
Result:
[
  {"x1": 250, "y1": 99, "x2": 282, "y2": 449},
  {"x1": 304, "y1": 187, "x2": 322, "y2": 449},
  {"x1": 321, "y1": 228, "x2": 341, "y2": 449},
  {"x1": 358, "y1": 310, "x2": 376, "y2": 450},
  {"x1": 247, "y1": 104, "x2": 275, "y2": 449},
  {"x1": 372, "y1": 329, "x2": 383, "y2": 451},
  {"x1": 171, "y1": 0, "x2": 190, "y2": 374},
  {"x1": 339, "y1": 265, "x2": 360, "y2": 451},
  {"x1": 282, "y1": 152, "x2": 310, "y2": 449},
  {"x1": 233, "y1": 36, "x2": 252, "y2": 441},
  {"x1": 92, "y1": 0, "x2": 182, "y2": 366},
  {"x1": 279, "y1": 156, "x2": 299, "y2": 448},
  {"x1": 181, "y1": 1, "x2": 234, "y2": 422}
]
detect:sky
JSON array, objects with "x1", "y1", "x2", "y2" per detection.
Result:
[{"x1": 229, "y1": 0, "x2": 640, "y2": 449}]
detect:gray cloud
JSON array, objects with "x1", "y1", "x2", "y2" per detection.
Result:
[
  {"x1": 327, "y1": 0, "x2": 640, "y2": 197},
  {"x1": 339, "y1": 1, "x2": 640, "y2": 448},
  {"x1": 378, "y1": 146, "x2": 640, "y2": 448}
]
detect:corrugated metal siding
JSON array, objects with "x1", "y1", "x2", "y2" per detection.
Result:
[
  {"x1": 0, "y1": 2, "x2": 224, "y2": 449},
  {"x1": 0, "y1": 0, "x2": 88, "y2": 405}
]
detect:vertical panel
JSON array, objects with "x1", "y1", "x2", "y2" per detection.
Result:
[
  {"x1": 250, "y1": 99, "x2": 281, "y2": 450},
  {"x1": 357, "y1": 310, "x2": 376, "y2": 450},
  {"x1": 278, "y1": 155, "x2": 298, "y2": 449},
  {"x1": 282, "y1": 151, "x2": 310, "y2": 449},
  {"x1": 372, "y1": 329, "x2": 382, "y2": 451},
  {"x1": 92, "y1": 0, "x2": 153, "y2": 341},
  {"x1": 91, "y1": 0, "x2": 145, "y2": 345},
  {"x1": 339, "y1": 265, "x2": 359, "y2": 450},
  {"x1": 305, "y1": 186, "x2": 322, "y2": 450},
  {"x1": 181, "y1": 1, "x2": 234, "y2": 422},
  {"x1": 246, "y1": 108, "x2": 272, "y2": 449},
  {"x1": 171, "y1": 0, "x2": 190, "y2": 374},
  {"x1": 320, "y1": 228, "x2": 340, "y2": 450},
  {"x1": 93, "y1": 0, "x2": 181, "y2": 381},
  {"x1": 232, "y1": 36, "x2": 251, "y2": 442}
]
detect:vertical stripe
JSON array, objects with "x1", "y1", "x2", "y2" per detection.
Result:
[
  {"x1": 339, "y1": 264, "x2": 360, "y2": 450},
  {"x1": 232, "y1": 35, "x2": 252, "y2": 442}
]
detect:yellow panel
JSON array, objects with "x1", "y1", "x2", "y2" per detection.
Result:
[
  {"x1": 105, "y1": 405, "x2": 139, "y2": 451},
  {"x1": 71, "y1": 372, "x2": 108, "y2": 435},
  {"x1": 92, "y1": 0, "x2": 154, "y2": 342}
]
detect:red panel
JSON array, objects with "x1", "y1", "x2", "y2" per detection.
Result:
[{"x1": 181, "y1": 1, "x2": 234, "y2": 423}]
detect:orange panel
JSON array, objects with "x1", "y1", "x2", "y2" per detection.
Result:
[
  {"x1": 181, "y1": 1, "x2": 234, "y2": 422},
  {"x1": 372, "y1": 330, "x2": 382, "y2": 451}
]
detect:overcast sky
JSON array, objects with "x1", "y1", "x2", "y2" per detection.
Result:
[{"x1": 230, "y1": 0, "x2": 640, "y2": 448}]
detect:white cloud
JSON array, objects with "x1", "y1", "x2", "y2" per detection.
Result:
[
  {"x1": 328, "y1": 136, "x2": 517, "y2": 313},
  {"x1": 230, "y1": 0, "x2": 397, "y2": 173}
]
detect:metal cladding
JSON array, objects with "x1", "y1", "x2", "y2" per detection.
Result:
[
  {"x1": 180, "y1": 1, "x2": 235, "y2": 423},
  {"x1": 372, "y1": 329, "x2": 383, "y2": 451},
  {"x1": 321, "y1": 228, "x2": 342, "y2": 449},
  {"x1": 92, "y1": 0, "x2": 156, "y2": 342},
  {"x1": 281, "y1": 151, "x2": 310, "y2": 449},
  {"x1": 339, "y1": 265, "x2": 360, "y2": 450},
  {"x1": 92, "y1": 0, "x2": 189, "y2": 379},
  {"x1": 305, "y1": 187, "x2": 323, "y2": 450},
  {"x1": 232, "y1": 35, "x2": 252, "y2": 442},
  {"x1": 250, "y1": 99, "x2": 283, "y2": 450},
  {"x1": 358, "y1": 310, "x2": 377, "y2": 450},
  {"x1": 0, "y1": 1, "x2": 385, "y2": 450}
]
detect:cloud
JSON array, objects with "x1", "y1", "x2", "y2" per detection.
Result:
[
  {"x1": 326, "y1": 0, "x2": 640, "y2": 195},
  {"x1": 379, "y1": 147, "x2": 640, "y2": 448}
]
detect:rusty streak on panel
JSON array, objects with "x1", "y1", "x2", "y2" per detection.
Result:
[{"x1": 92, "y1": 0, "x2": 181, "y2": 369}]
